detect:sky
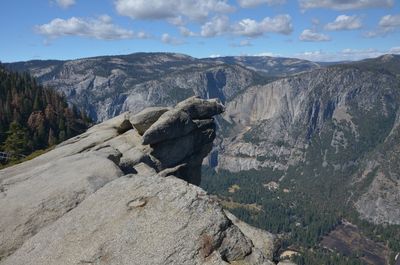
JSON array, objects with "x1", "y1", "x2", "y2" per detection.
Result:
[{"x1": 1, "y1": 0, "x2": 400, "y2": 62}]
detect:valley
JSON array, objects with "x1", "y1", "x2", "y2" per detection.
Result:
[{"x1": 4, "y1": 53, "x2": 400, "y2": 265}]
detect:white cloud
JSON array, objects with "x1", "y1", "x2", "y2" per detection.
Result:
[
  {"x1": 299, "y1": 29, "x2": 330, "y2": 41},
  {"x1": 389, "y1": 47, "x2": 400, "y2": 53},
  {"x1": 237, "y1": 0, "x2": 286, "y2": 8},
  {"x1": 200, "y1": 14, "x2": 292, "y2": 37},
  {"x1": 179, "y1": 26, "x2": 196, "y2": 37},
  {"x1": 233, "y1": 14, "x2": 293, "y2": 37},
  {"x1": 55, "y1": 0, "x2": 75, "y2": 8},
  {"x1": 299, "y1": 0, "x2": 394, "y2": 10},
  {"x1": 325, "y1": 15, "x2": 362, "y2": 31},
  {"x1": 137, "y1": 31, "x2": 151, "y2": 39},
  {"x1": 200, "y1": 16, "x2": 231, "y2": 37},
  {"x1": 294, "y1": 47, "x2": 400, "y2": 62},
  {"x1": 379, "y1": 14, "x2": 400, "y2": 28},
  {"x1": 35, "y1": 15, "x2": 136, "y2": 40},
  {"x1": 161, "y1": 33, "x2": 184, "y2": 45},
  {"x1": 167, "y1": 16, "x2": 186, "y2": 26},
  {"x1": 114, "y1": 0, "x2": 234, "y2": 22},
  {"x1": 364, "y1": 14, "x2": 400, "y2": 37}
]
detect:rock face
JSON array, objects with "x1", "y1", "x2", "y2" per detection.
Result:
[
  {"x1": 5, "y1": 53, "x2": 400, "y2": 227},
  {"x1": 6, "y1": 53, "x2": 259, "y2": 122},
  {"x1": 218, "y1": 60, "x2": 400, "y2": 225},
  {"x1": 204, "y1": 56, "x2": 320, "y2": 77},
  {"x1": 224, "y1": 211, "x2": 276, "y2": 260},
  {"x1": 0, "y1": 98, "x2": 275, "y2": 265},
  {"x1": 6, "y1": 53, "x2": 320, "y2": 122}
]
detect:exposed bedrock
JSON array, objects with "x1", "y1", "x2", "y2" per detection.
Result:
[{"x1": 0, "y1": 97, "x2": 277, "y2": 265}]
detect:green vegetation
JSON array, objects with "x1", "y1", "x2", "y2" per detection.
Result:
[
  {"x1": 0, "y1": 64, "x2": 91, "y2": 164},
  {"x1": 201, "y1": 163, "x2": 400, "y2": 264},
  {"x1": 201, "y1": 104, "x2": 400, "y2": 264}
]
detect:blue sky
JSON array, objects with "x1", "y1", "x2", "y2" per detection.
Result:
[{"x1": 1, "y1": 0, "x2": 399, "y2": 62}]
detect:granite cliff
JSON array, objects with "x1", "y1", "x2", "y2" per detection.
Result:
[
  {"x1": 6, "y1": 53, "x2": 318, "y2": 122},
  {"x1": 5, "y1": 53, "x2": 400, "y2": 263},
  {"x1": 0, "y1": 97, "x2": 279, "y2": 265},
  {"x1": 218, "y1": 56, "x2": 400, "y2": 225}
]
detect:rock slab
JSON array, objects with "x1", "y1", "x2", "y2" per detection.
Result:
[{"x1": 0, "y1": 98, "x2": 276, "y2": 265}]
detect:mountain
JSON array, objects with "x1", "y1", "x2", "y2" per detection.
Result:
[
  {"x1": 5, "y1": 53, "x2": 319, "y2": 122},
  {"x1": 203, "y1": 55, "x2": 400, "y2": 264},
  {"x1": 0, "y1": 98, "x2": 281, "y2": 265},
  {"x1": 5, "y1": 53, "x2": 260, "y2": 122},
  {"x1": 216, "y1": 55, "x2": 400, "y2": 224},
  {"x1": 203, "y1": 56, "x2": 321, "y2": 77},
  {"x1": 4, "y1": 53, "x2": 400, "y2": 264}
]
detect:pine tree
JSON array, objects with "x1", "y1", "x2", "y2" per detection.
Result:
[
  {"x1": 2, "y1": 121, "x2": 30, "y2": 157},
  {"x1": 0, "y1": 65, "x2": 91, "y2": 164}
]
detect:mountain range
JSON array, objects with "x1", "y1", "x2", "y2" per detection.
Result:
[{"x1": 5, "y1": 53, "x2": 400, "y2": 265}]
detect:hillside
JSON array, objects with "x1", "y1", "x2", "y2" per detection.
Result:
[
  {"x1": 203, "y1": 55, "x2": 400, "y2": 264},
  {"x1": 5, "y1": 53, "x2": 318, "y2": 122},
  {"x1": 203, "y1": 56, "x2": 320, "y2": 77},
  {"x1": 5, "y1": 53, "x2": 400, "y2": 264},
  {"x1": 0, "y1": 65, "x2": 91, "y2": 164}
]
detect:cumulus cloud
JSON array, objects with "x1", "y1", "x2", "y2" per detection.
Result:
[
  {"x1": 161, "y1": 33, "x2": 184, "y2": 45},
  {"x1": 233, "y1": 15, "x2": 293, "y2": 37},
  {"x1": 137, "y1": 31, "x2": 151, "y2": 39},
  {"x1": 364, "y1": 14, "x2": 400, "y2": 37},
  {"x1": 299, "y1": 29, "x2": 330, "y2": 41},
  {"x1": 200, "y1": 16, "x2": 231, "y2": 37},
  {"x1": 35, "y1": 15, "x2": 136, "y2": 40},
  {"x1": 179, "y1": 27, "x2": 196, "y2": 37},
  {"x1": 379, "y1": 14, "x2": 400, "y2": 28},
  {"x1": 325, "y1": 15, "x2": 362, "y2": 30},
  {"x1": 200, "y1": 14, "x2": 292, "y2": 37},
  {"x1": 237, "y1": 0, "x2": 286, "y2": 8},
  {"x1": 294, "y1": 47, "x2": 400, "y2": 62},
  {"x1": 114, "y1": 0, "x2": 234, "y2": 22},
  {"x1": 299, "y1": 0, "x2": 394, "y2": 10},
  {"x1": 55, "y1": 0, "x2": 75, "y2": 8}
]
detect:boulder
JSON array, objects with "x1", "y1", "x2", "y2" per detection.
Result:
[
  {"x1": 142, "y1": 109, "x2": 196, "y2": 145},
  {"x1": 117, "y1": 114, "x2": 133, "y2": 134},
  {"x1": 150, "y1": 120, "x2": 216, "y2": 168},
  {"x1": 225, "y1": 211, "x2": 276, "y2": 260},
  {"x1": 176, "y1": 96, "x2": 225, "y2": 119},
  {"x1": 129, "y1": 107, "x2": 170, "y2": 135}
]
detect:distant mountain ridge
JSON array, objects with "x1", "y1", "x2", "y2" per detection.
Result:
[
  {"x1": 4, "y1": 53, "x2": 400, "y2": 264},
  {"x1": 5, "y1": 53, "x2": 320, "y2": 121},
  {"x1": 202, "y1": 55, "x2": 321, "y2": 77}
]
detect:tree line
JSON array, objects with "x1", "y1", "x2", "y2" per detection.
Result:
[{"x1": 0, "y1": 64, "x2": 91, "y2": 162}]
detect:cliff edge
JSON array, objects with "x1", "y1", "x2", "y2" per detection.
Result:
[{"x1": 0, "y1": 97, "x2": 275, "y2": 265}]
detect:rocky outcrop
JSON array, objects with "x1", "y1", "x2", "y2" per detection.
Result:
[
  {"x1": 0, "y1": 98, "x2": 275, "y2": 265},
  {"x1": 224, "y1": 211, "x2": 276, "y2": 260}
]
